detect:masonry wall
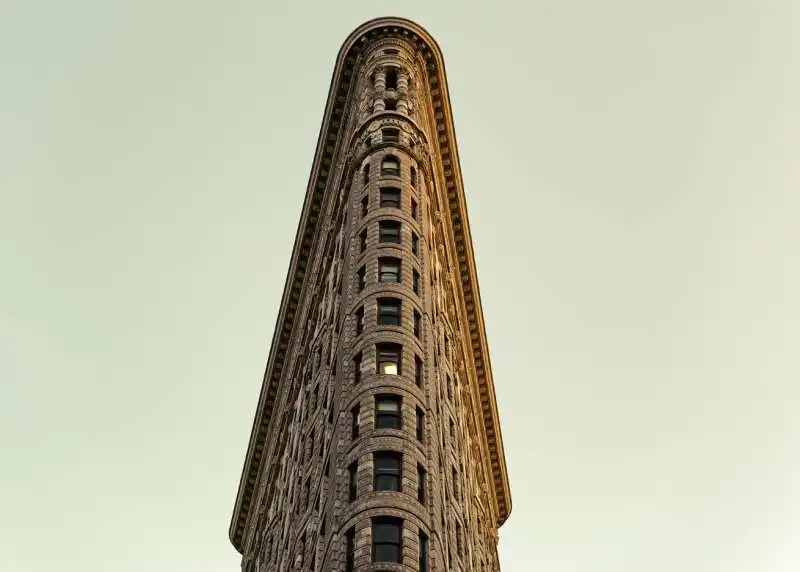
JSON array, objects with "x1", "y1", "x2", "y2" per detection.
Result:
[{"x1": 237, "y1": 33, "x2": 503, "y2": 572}]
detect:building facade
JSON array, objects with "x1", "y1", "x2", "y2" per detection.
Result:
[{"x1": 229, "y1": 17, "x2": 511, "y2": 571}]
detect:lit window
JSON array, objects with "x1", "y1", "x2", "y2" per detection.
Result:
[
  {"x1": 375, "y1": 394, "x2": 401, "y2": 429},
  {"x1": 376, "y1": 343, "x2": 401, "y2": 376}
]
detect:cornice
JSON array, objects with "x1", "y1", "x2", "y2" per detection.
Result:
[{"x1": 229, "y1": 17, "x2": 511, "y2": 553}]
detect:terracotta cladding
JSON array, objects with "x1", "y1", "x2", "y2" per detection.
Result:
[{"x1": 231, "y1": 17, "x2": 509, "y2": 572}]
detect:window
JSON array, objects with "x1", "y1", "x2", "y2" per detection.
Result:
[
  {"x1": 378, "y1": 257, "x2": 401, "y2": 283},
  {"x1": 410, "y1": 166, "x2": 417, "y2": 188},
  {"x1": 414, "y1": 311, "x2": 421, "y2": 338},
  {"x1": 413, "y1": 269, "x2": 420, "y2": 294},
  {"x1": 417, "y1": 464, "x2": 426, "y2": 503},
  {"x1": 379, "y1": 220, "x2": 401, "y2": 243},
  {"x1": 376, "y1": 343, "x2": 401, "y2": 375},
  {"x1": 372, "y1": 517, "x2": 402, "y2": 563},
  {"x1": 353, "y1": 352, "x2": 362, "y2": 384},
  {"x1": 381, "y1": 155, "x2": 400, "y2": 177},
  {"x1": 382, "y1": 127, "x2": 399, "y2": 143},
  {"x1": 351, "y1": 405, "x2": 360, "y2": 439},
  {"x1": 411, "y1": 198, "x2": 418, "y2": 219},
  {"x1": 385, "y1": 69, "x2": 398, "y2": 90},
  {"x1": 363, "y1": 164, "x2": 370, "y2": 185},
  {"x1": 355, "y1": 306, "x2": 364, "y2": 336},
  {"x1": 361, "y1": 195, "x2": 369, "y2": 216},
  {"x1": 449, "y1": 418, "x2": 455, "y2": 440},
  {"x1": 412, "y1": 233, "x2": 420, "y2": 256},
  {"x1": 348, "y1": 461, "x2": 358, "y2": 501},
  {"x1": 357, "y1": 265, "x2": 366, "y2": 291},
  {"x1": 375, "y1": 395, "x2": 401, "y2": 429},
  {"x1": 415, "y1": 356, "x2": 423, "y2": 387},
  {"x1": 345, "y1": 527, "x2": 355, "y2": 572},
  {"x1": 359, "y1": 229, "x2": 367, "y2": 253},
  {"x1": 419, "y1": 531, "x2": 429, "y2": 572},
  {"x1": 378, "y1": 298, "x2": 401, "y2": 326},
  {"x1": 374, "y1": 451, "x2": 402, "y2": 491},
  {"x1": 416, "y1": 407, "x2": 425, "y2": 441},
  {"x1": 452, "y1": 466, "x2": 459, "y2": 500},
  {"x1": 380, "y1": 187, "x2": 401, "y2": 209}
]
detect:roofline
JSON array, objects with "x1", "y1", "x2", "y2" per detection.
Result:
[{"x1": 229, "y1": 17, "x2": 511, "y2": 552}]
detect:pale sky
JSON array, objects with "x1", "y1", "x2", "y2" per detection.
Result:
[{"x1": 2, "y1": 2, "x2": 799, "y2": 571}]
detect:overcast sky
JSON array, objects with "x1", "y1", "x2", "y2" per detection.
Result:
[{"x1": 2, "y1": 1, "x2": 799, "y2": 571}]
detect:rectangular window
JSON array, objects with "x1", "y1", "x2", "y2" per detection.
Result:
[
  {"x1": 374, "y1": 451, "x2": 402, "y2": 492},
  {"x1": 410, "y1": 167, "x2": 418, "y2": 188},
  {"x1": 380, "y1": 187, "x2": 401, "y2": 209},
  {"x1": 417, "y1": 464, "x2": 426, "y2": 504},
  {"x1": 363, "y1": 164, "x2": 370, "y2": 185},
  {"x1": 412, "y1": 232, "x2": 419, "y2": 255},
  {"x1": 378, "y1": 257, "x2": 401, "y2": 283},
  {"x1": 359, "y1": 229, "x2": 367, "y2": 253},
  {"x1": 375, "y1": 395, "x2": 401, "y2": 429},
  {"x1": 416, "y1": 407, "x2": 425, "y2": 441},
  {"x1": 419, "y1": 531, "x2": 429, "y2": 572},
  {"x1": 411, "y1": 198, "x2": 418, "y2": 219},
  {"x1": 452, "y1": 466, "x2": 459, "y2": 500},
  {"x1": 353, "y1": 352, "x2": 362, "y2": 384},
  {"x1": 414, "y1": 355, "x2": 423, "y2": 386},
  {"x1": 379, "y1": 220, "x2": 401, "y2": 243},
  {"x1": 361, "y1": 195, "x2": 369, "y2": 216},
  {"x1": 413, "y1": 311, "x2": 421, "y2": 338},
  {"x1": 378, "y1": 298, "x2": 402, "y2": 326},
  {"x1": 348, "y1": 461, "x2": 358, "y2": 501},
  {"x1": 413, "y1": 269, "x2": 420, "y2": 294},
  {"x1": 345, "y1": 527, "x2": 355, "y2": 572},
  {"x1": 376, "y1": 343, "x2": 401, "y2": 375},
  {"x1": 381, "y1": 156, "x2": 400, "y2": 176},
  {"x1": 372, "y1": 517, "x2": 402, "y2": 563},
  {"x1": 357, "y1": 265, "x2": 366, "y2": 291},
  {"x1": 351, "y1": 404, "x2": 360, "y2": 439},
  {"x1": 382, "y1": 128, "x2": 399, "y2": 143},
  {"x1": 355, "y1": 306, "x2": 364, "y2": 336}
]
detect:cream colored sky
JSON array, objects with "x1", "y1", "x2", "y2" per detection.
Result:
[{"x1": 1, "y1": 2, "x2": 799, "y2": 571}]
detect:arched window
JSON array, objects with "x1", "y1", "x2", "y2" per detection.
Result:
[{"x1": 381, "y1": 155, "x2": 400, "y2": 177}]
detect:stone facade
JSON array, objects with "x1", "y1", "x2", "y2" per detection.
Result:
[{"x1": 229, "y1": 18, "x2": 511, "y2": 571}]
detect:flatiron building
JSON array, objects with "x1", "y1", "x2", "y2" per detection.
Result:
[{"x1": 229, "y1": 17, "x2": 512, "y2": 571}]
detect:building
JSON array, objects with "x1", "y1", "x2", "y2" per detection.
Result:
[{"x1": 229, "y1": 17, "x2": 511, "y2": 571}]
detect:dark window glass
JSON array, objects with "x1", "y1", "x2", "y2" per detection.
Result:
[
  {"x1": 357, "y1": 265, "x2": 366, "y2": 291},
  {"x1": 379, "y1": 220, "x2": 401, "y2": 243},
  {"x1": 411, "y1": 198, "x2": 418, "y2": 219},
  {"x1": 348, "y1": 461, "x2": 358, "y2": 501},
  {"x1": 415, "y1": 356, "x2": 423, "y2": 387},
  {"x1": 363, "y1": 164, "x2": 370, "y2": 185},
  {"x1": 413, "y1": 311, "x2": 421, "y2": 338},
  {"x1": 355, "y1": 306, "x2": 364, "y2": 336},
  {"x1": 412, "y1": 232, "x2": 419, "y2": 255},
  {"x1": 417, "y1": 464, "x2": 426, "y2": 503},
  {"x1": 378, "y1": 257, "x2": 401, "y2": 283},
  {"x1": 374, "y1": 451, "x2": 402, "y2": 492},
  {"x1": 361, "y1": 195, "x2": 369, "y2": 216},
  {"x1": 372, "y1": 517, "x2": 402, "y2": 563},
  {"x1": 382, "y1": 127, "x2": 399, "y2": 142},
  {"x1": 385, "y1": 69, "x2": 398, "y2": 90},
  {"x1": 375, "y1": 395, "x2": 401, "y2": 429},
  {"x1": 419, "y1": 531, "x2": 429, "y2": 572},
  {"x1": 351, "y1": 405, "x2": 360, "y2": 439},
  {"x1": 413, "y1": 269, "x2": 420, "y2": 294},
  {"x1": 376, "y1": 343, "x2": 401, "y2": 376},
  {"x1": 378, "y1": 298, "x2": 401, "y2": 326},
  {"x1": 416, "y1": 407, "x2": 425, "y2": 441},
  {"x1": 380, "y1": 187, "x2": 401, "y2": 209},
  {"x1": 381, "y1": 156, "x2": 400, "y2": 177},
  {"x1": 345, "y1": 528, "x2": 355, "y2": 572},
  {"x1": 353, "y1": 352, "x2": 362, "y2": 384},
  {"x1": 410, "y1": 167, "x2": 417, "y2": 188},
  {"x1": 359, "y1": 229, "x2": 367, "y2": 253},
  {"x1": 384, "y1": 98, "x2": 397, "y2": 111}
]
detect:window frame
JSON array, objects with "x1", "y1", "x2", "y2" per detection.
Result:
[
  {"x1": 378, "y1": 219, "x2": 401, "y2": 244},
  {"x1": 373, "y1": 451, "x2": 403, "y2": 492},
  {"x1": 375, "y1": 394, "x2": 402, "y2": 429},
  {"x1": 372, "y1": 517, "x2": 403, "y2": 563}
]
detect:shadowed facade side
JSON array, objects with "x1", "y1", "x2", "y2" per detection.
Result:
[{"x1": 229, "y1": 17, "x2": 512, "y2": 571}]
